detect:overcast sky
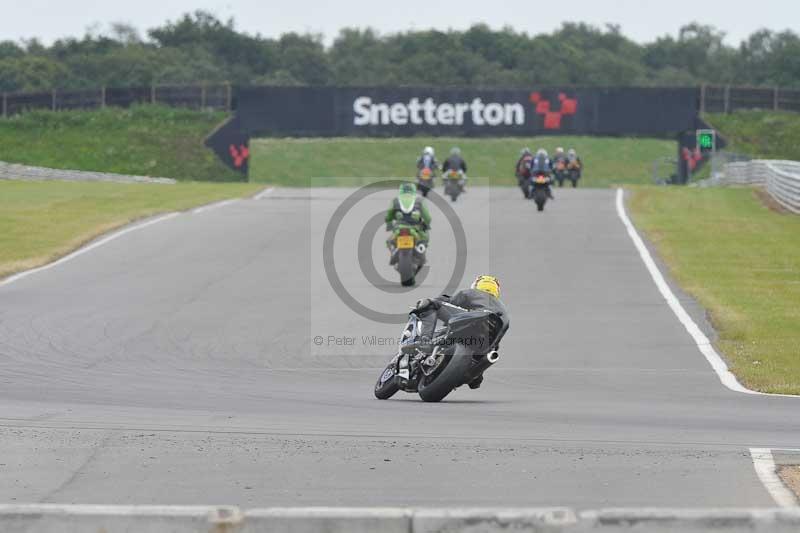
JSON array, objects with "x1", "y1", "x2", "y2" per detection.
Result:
[{"x1": 1, "y1": 0, "x2": 797, "y2": 46}]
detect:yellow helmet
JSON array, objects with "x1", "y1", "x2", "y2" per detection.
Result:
[{"x1": 471, "y1": 275, "x2": 500, "y2": 298}]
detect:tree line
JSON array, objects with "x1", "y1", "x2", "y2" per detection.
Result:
[{"x1": 1, "y1": 11, "x2": 799, "y2": 93}]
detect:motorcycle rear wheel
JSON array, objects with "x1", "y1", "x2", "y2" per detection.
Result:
[
  {"x1": 418, "y1": 345, "x2": 473, "y2": 402},
  {"x1": 398, "y1": 250, "x2": 415, "y2": 286}
]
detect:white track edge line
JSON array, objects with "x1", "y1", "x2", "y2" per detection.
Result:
[
  {"x1": 615, "y1": 188, "x2": 796, "y2": 398},
  {"x1": 191, "y1": 199, "x2": 239, "y2": 214},
  {"x1": 0, "y1": 213, "x2": 179, "y2": 288},
  {"x1": 254, "y1": 187, "x2": 275, "y2": 200},
  {"x1": 750, "y1": 448, "x2": 799, "y2": 508}
]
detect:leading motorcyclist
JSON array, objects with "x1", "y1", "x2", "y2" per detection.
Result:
[
  {"x1": 385, "y1": 182, "x2": 432, "y2": 250},
  {"x1": 528, "y1": 148, "x2": 555, "y2": 199},
  {"x1": 412, "y1": 275, "x2": 508, "y2": 390}
]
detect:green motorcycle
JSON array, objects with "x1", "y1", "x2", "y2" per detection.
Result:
[{"x1": 388, "y1": 223, "x2": 427, "y2": 287}]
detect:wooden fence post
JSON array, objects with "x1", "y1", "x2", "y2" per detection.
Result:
[
  {"x1": 699, "y1": 84, "x2": 706, "y2": 114},
  {"x1": 225, "y1": 82, "x2": 232, "y2": 112},
  {"x1": 723, "y1": 85, "x2": 731, "y2": 114},
  {"x1": 151, "y1": 84, "x2": 156, "y2": 105},
  {"x1": 101, "y1": 87, "x2": 106, "y2": 108},
  {"x1": 2, "y1": 92, "x2": 7, "y2": 118},
  {"x1": 51, "y1": 89, "x2": 57, "y2": 111},
  {"x1": 201, "y1": 84, "x2": 207, "y2": 109},
  {"x1": 774, "y1": 87, "x2": 779, "y2": 111}
]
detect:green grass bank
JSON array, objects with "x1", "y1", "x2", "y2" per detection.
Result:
[
  {"x1": 0, "y1": 180, "x2": 262, "y2": 280},
  {"x1": 707, "y1": 110, "x2": 800, "y2": 160},
  {"x1": 0, "y1": 105, "x2": 240, "y2": 182},
  {"x1": 629, "y1": 186, "x2": 800, "y2": 395}
]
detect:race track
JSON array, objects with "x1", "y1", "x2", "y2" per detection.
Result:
[{"x1": 0, "y1": 186, "x2": 797, "y2": 508}]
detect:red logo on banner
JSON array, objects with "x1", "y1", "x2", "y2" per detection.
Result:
[
  {"x1": 229, "y1": 144, "x2": 250, "y2": 168},
  {"x1": 529, "y1": 92, "x2": 578, "y2": 129}
]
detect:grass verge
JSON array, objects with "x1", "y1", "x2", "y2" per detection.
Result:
[
  {"x1": 0, "y1": 105, "x2": 241, "y2": 182},
  {"x1": 0, "y1": 180, "x2": 262, "y2": 280},
  {"x1": 250, "y1": 136, "x2": 674, "y2": 187},
  {"x1": 628, "y1": 186, "x2": 800, "y2": 394},
  {"x1": 706, "y1": 111, "x2": 800, "y2": 160}
]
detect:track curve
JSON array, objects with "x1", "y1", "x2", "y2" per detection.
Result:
[{"x1": 0, "y1": 187, "x2": 797, "y2": 507}]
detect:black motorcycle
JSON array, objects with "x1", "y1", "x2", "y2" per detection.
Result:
[
  {"x1": 567, "y1": 160, "x2": 582, "y2": 187},
  {"x1": 528, "y1": 172, "x2": 552, "y2": 212},
  {"x1": 553, "y1": 159, "x2": 568, "y2": 187},
  {"x1": 443, "y1": 169, "x2": 465, "y2": 202},
  {"x1": 374, "y1": 303, "x2": 509, "y2": 402},
  {"x1": 417, "y1": 167, "x2": 435, "y2": 197},
  {"x1": 388, "y1": 224, "x2": 427, "y2": 287},
  {"x1": 517, "y1": 171, "x2": 531, "y2": 198}
]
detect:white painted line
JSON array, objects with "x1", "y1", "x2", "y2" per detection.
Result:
[
  {"x1": 191, "y1": 199, "x2": 239, "y2": 214},
  {"x1": 0, "y1": 504, "x2": 227, "y2": 516},
  {"x1": 615, "y1": 188, "x2": 797, "y2": 398},
  {"x1": 254, "y1": 187, "x2": 275, "y2": 200},
  {"x1": 750, "y1": 448, "x2": 799, "y2": 508},
  {"x1": 0, "y1": 213, "x2": 179, "y2": 288}
]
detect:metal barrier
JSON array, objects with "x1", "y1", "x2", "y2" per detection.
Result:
[
  {"x1": 0, "y1": 84, "x2": 234, "y2": 117},
  {"x1": 766, "y1": 161, "x2": 800, "y2": 213},
  {"x1": 0, "y1": 161, "x2": 176, "y2": 184}
]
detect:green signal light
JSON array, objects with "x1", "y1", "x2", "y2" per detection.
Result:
[{"x1": 697, "y1": 130, "x2": 715, "y2": 151}]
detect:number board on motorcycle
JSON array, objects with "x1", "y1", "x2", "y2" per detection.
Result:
[{"x1": 396, "y1": 235, "x2": 415, "y2": 249}]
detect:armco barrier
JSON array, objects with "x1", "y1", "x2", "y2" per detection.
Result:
[
  {"x1": 765, "y1": 161, "x2": 800, "y2": 213},
  {"x1": 0, "y1": 161, "x2": 176, "y2": 184},
  {"x1": 2, "y1": 505, "x2": 800, "y2": 532},
  {"x1": 716, "y1": 160, "x2": 800, "y2": 213}
]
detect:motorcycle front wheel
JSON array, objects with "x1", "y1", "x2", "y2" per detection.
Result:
[{"x1": 374, "y1": 363, "x2": 400, "y2": 400}]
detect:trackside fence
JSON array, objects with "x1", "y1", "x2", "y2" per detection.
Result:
[
  {"x1": 0, "y1": 84, "x2": 234, "y2": 117},
  {"x1": 712, "y1": 159, "x2": 800, "y2": 213},
  {"x1": 2, "y1": 83, "x2": 800, "y2": 118},
  {"x1": 700, "y1": 85, "x2": 800, "y2": 113}
]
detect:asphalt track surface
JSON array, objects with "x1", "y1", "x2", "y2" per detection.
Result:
[{"x1": 0, "y1": 186, "x2": 797, "y2": 508}]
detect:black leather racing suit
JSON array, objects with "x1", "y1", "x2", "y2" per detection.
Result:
[
  {"x1": 417, "y1": 288, "x2": 508, "y2": 346},
  {"x1": 415, "y1": 288, "x2": 508, "y2": 387}
]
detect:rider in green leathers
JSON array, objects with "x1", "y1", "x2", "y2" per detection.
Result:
[{"x1": 385, "y1": 182, "x2": 432, "y2": 244}]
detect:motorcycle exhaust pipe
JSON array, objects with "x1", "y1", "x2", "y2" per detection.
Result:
[{"x1": 466, "y1": 350, "x2": 500, "y2": 381}]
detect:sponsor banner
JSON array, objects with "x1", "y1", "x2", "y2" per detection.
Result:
[
  {"x1": 235, "y1": 86, "x2": 699, "y2": 137},
  {"x1": 208, "y1": 86, "x2": 701, "y2": 174}
]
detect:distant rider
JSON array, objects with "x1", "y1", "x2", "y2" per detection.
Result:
[
  {"x1": 442, "y1": 147, "x2": 468, "y2": 177},
  {"x1": 551, "y1": 147, "x2": 566, "y2": 184},
  {"x1": 528, "y1": 148, "x2": 554, "y2": 199},
  {"x1": 416, "y1": 146, "x2": 439, "y2": 178},
  {"x1": 413, "y1": 275, "x2": 508, "y2": 390},
  {"x1": 385, "y1": 182, "x2": 432, "y2": 246},
  {"x1": 566, "y1": 148, "x2": 582, "y2": 173},
  {"x1": 515, "y1": 147, "x2": 534, "y2": 197}
]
